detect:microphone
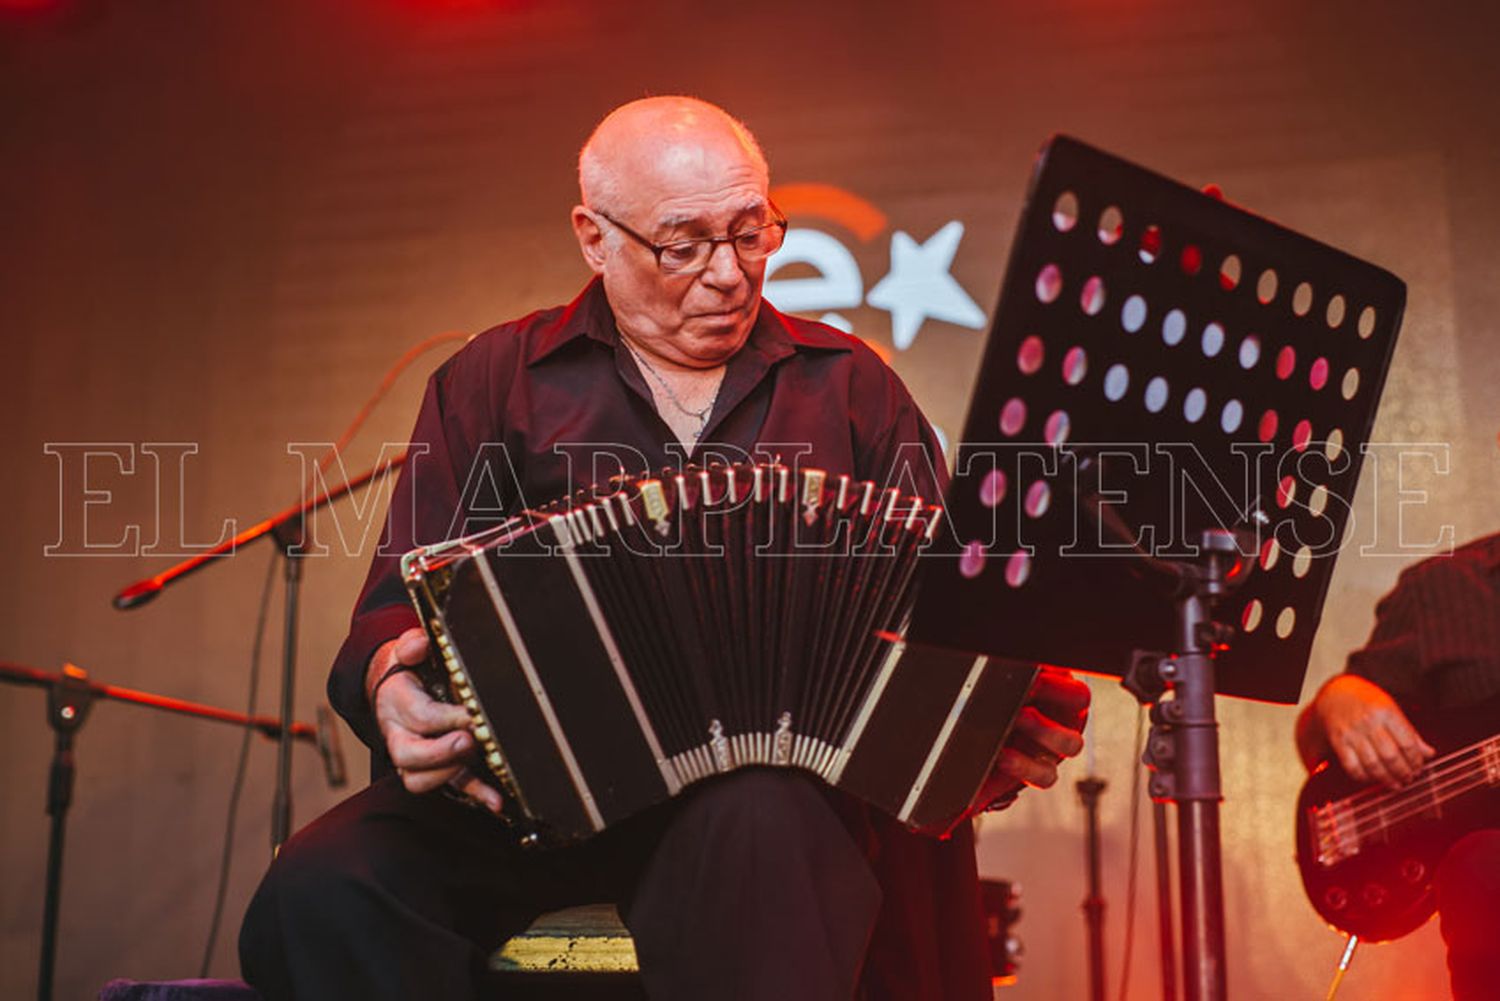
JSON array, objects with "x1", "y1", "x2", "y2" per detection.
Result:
[
  {"x1": 315, "y1": 706, "x2": 348, "y2": 788},
  {"x1": 113, "y1": 577, "x2": 163, "y2": 610}
]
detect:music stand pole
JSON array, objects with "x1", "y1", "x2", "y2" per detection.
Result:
[
  {"x1": 1152, "y1": 800, "x2": 1178, "y2": 1001},
  {"x1": 1170, "y1": 551, "x2": 1227, "y2": 1001},
  {"x1": 1124, "y1": 529, "x2": 1240, "y2": 1001}
]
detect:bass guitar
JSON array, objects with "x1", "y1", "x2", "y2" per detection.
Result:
[{"x1": 1295, "y1": 696, "x2": 1500, "y2": 941}]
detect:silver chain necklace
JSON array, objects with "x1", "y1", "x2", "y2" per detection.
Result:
[{"x1": 622, "y1": 336, "x2": 723, "y2": 442}]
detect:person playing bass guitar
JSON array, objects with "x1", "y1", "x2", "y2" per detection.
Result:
[{"x1": 1295, "y1": 532, "x2": 1500, "y2": 1001}]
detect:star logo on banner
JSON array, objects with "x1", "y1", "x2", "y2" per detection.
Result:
[{"x1": 865, "y1": 221, "x2": 986, "y2": 350}]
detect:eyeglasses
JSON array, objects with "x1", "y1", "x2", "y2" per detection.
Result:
[{"x1": 591, "y1": 205, "x2": 788, "y2": 275}]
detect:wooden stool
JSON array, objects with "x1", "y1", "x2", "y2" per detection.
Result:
[{"x1": 486, "y1": 904, "x2": 645, "y2": 1000}]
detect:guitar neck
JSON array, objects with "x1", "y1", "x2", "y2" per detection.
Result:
[{"x1": 1365, "y1": 733, "x2": 1500, "y2": 829}]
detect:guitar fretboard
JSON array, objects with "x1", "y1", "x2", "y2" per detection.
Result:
[{"x1": 1312, "y1": 733, "x2": 1500, "y2": 867}]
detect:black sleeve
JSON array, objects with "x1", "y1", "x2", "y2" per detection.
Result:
[
  {"x1": 1345, "y1": 566, "x2": 1427, "y2": 707},
  {"x1": 327, "y1": 342, "x2": 500, "y2": 755}
]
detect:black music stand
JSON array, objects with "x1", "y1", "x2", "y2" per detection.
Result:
[{"x1": 910, "y1": 136, "x2": 1404, "y2": 1001}]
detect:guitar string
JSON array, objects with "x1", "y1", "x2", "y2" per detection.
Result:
[
  {"x1": 1337, "y1": 775, "x2": 1494, "y2": 841},
  {"x1": 1325, "y1": 738, "x2": 1494, "y2": 815},
  {"x1": 1340, "y1": 770, "x2": 1492, "y2": 829},
  {"x1": 1332, "y1": 749, "x2": 1485, "y2": 822},
  {"x1": 1315, "y1": 738, "x2": 1500, "y2": 843},
  {"x1": 1332, "y1": 771, "x2": 1494, "y2": 838}
]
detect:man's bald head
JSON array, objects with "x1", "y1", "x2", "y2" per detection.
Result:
[
  {"x1": 570, "y1": 97, "x2": 778, "y2": 369},
  {"x1": 578, "y1": 96, "x2": 768, "y2": 216}
]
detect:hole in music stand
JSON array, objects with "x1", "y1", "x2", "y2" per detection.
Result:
[
  {"x1": 1309, "y1": 357, "x2": 1329, "y2": 391},
  {"x1": 1183, "y1": 388, "x2": 1207, "y2": 424},
  {"x1": 1053, "y1": 191, "x2": 1080, "y2": 232},
  {"x1": 1104, "y1": 364, "x2": 1130, "y2": 402},
  {"x1": 1201, "y1": 322, "x2": 1225, "y2": 358},
  {"x1": 1037, "y1": 264, "x2": 1063, "y2": 303},
  {"x1": 1163, "y1": 309, "x2": 1186, "y2": 346},
  {"x1": 1341, "y1": 368, "x2": 1361, "y2": 399},
  {"x1": 1099, "y1": 206, "x2": 1124, "y2": 245},
  {"x1": 1219, "y1": 255, "x2": 1242, "y2": 292},
  {"x1": 1139, "y1": 225, "x2": 1161, "y2": 264},
  {"x1": 1018, "y1": 336, "x2": 1045, "y2": 375},
  {"x1": 980, "y1": 470, "x2": 1008, "y2": 508},
  {"x1": 1292, "y1": 282, "x2": 1314, "y2": 316},
  {"x1": 1257, "y1": 268, "x2": 1279, "y2": 304},
  {"x1": 1238, "y1": 335, "x2": 1261, "y2": 369},
  {"x1": 1326, "y1": 294, "x2": 1347, "y2": 328},
  {"x1": 1081, "y1": 276, "x2": 1107, "y2": 316}
]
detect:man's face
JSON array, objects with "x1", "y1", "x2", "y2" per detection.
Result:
[{"x1": 576, "y1": 134, "x2": 772, "y2": 368}]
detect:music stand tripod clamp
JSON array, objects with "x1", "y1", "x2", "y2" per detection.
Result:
[{"x1": 1121, "y1": 528, "x2": 1253, "y2": 998}]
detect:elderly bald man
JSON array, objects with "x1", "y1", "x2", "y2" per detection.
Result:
[{"x1": 238, "y1": 96, "x2": 1087, "y2": 1001}]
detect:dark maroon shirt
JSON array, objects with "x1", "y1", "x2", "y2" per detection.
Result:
[
  {"x1": 327, "y1": 277, "x2": 985, "y2": 999},
  {"x1": 1346, "y1": 532, "x2": 1500, "y2": 713}
]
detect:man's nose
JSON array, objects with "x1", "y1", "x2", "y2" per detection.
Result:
[{"x1": 698, "y1": 239, "x2": 745, "y2": 290}]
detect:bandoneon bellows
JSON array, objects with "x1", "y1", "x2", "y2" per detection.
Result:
[{"x1": 402, "y1": 462, "x2": 1032, "y2": 847}]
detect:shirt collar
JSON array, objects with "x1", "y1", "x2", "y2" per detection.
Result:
[{"x1": 524, "y1": 276, "x2": 854, "y2": 367}]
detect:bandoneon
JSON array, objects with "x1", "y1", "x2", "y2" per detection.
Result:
[{"x1": 402, "y1": 462, "x2": 1033, "y2": 847}]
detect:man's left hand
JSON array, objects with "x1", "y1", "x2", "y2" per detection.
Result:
[{"x1": 977, "y1": 667, "x2": 1091, "y2": 807}]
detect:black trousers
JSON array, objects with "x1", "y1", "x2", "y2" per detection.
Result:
[
  {"x1": 239, "y1": 769, "x2": 884, "y2": 1001},
  {"x1": 1435, "y1": 827, "x2": 1500, "y2": 1001}
]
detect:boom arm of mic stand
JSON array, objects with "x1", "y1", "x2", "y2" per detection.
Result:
[
  {"x1": 0, "y1": 660, "x2": 329, "y2": 751},
  {"x1": 111, "y1": 449, "x2": 409, "y2": 610},
  {"x1": 107, "y1": 449, "x2": 403, "y2": 853}
]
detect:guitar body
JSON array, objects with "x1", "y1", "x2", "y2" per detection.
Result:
[{"x1": 1295, "y1": 695, "x2": 1500, "y2": 942}]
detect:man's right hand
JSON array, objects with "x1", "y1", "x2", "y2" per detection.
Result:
[
  {"x1": 1309, "y1": 674, "x2": 1434, "y2": 789},
  {"x1": 367, "y1": 628, "x2": 504, "y2": 814}
]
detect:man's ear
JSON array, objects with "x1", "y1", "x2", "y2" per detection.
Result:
[{"x1": 571, "y1": 206, "x2": 607, "y2": 275}]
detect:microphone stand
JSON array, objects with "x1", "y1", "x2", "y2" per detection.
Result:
[
  {"x1": 1076, "y1": 775, "x2": 1108, "y2": 1001},
  {"x1": 269, "y1": 516, "x2": 304, "y2": 854},
  {"x1": 0, "y1": 660, "x2": 341, "y2": 1001},
  {"x1": 112, "y1": 450, "x2": 406, "y2": 854}
]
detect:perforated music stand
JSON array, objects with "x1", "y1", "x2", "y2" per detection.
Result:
[{"x1": 909, "y1": 136, "x2": 1405, "y2": 1001}]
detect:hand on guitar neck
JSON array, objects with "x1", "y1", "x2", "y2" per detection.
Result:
[{"x1": 1296, "y1": 674, "x2": 1435, "y2": 788}]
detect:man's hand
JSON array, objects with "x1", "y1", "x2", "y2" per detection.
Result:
[
  {"x1": 978, "y1": 667, "x2": 1091, "y2": 808},
  {"x1": 1304, "y1": 674, "x2": 1434, "y2": 788},
  {"x1": 368, "y1": 628, "x2": 503, "y2": 814}
]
